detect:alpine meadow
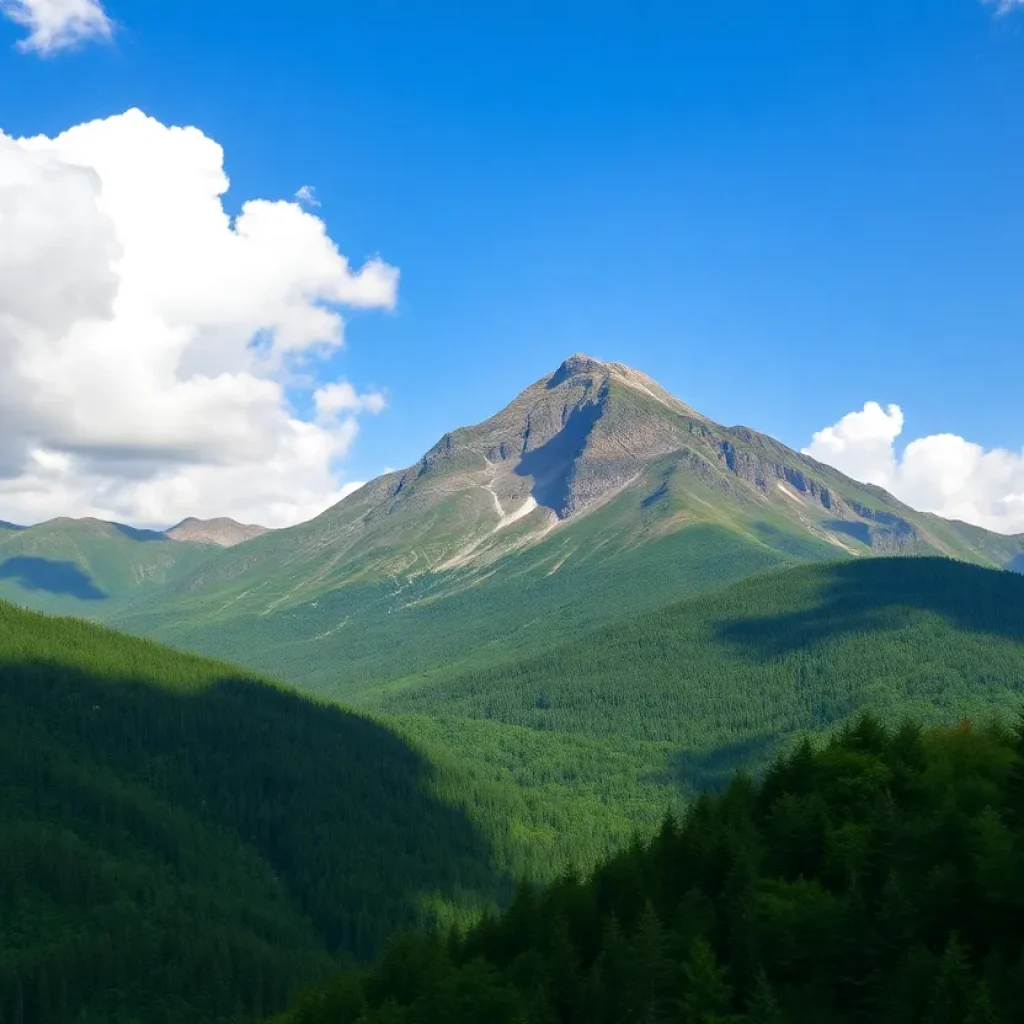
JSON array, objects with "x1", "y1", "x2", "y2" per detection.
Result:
[{"x1": 3, "y1": 2, "x2": 1024, "y2": 1022}]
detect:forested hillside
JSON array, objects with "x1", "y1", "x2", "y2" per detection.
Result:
[
  {"x1": 288, "y1": 715, "x2": 1024, "y2": 1023},
  {"x1": 365, "y1": 557, "x2": 1024, "y2": 878},
  {"x1": 0, "y1": 603, "x2": 505, "y2": 1024}
]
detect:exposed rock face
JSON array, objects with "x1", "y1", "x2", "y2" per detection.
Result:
[
  {"x1": 377, "y1": 354, "x2": 702, "y2": 523},
  {"x1": 165, "y1": 517, "x2": 270, "y2": 548}
]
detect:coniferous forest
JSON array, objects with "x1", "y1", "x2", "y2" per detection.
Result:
[
  {"x1": 4, "y1": 557, "x2": 1024, "y2": 1022},
  {"x1": 0, "y1": 602, "x2": 503, "y2": 1024},
  {"x1": 289, "y1": 716, "x2": 1024, "y2": 1024}
]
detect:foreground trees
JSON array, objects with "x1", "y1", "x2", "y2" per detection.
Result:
[{"x1": 290, "y1": 715, "x2": 1024, "y2": 1024}]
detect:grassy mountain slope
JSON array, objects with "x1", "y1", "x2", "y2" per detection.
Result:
[
  {"x1": 104, "y1": 355, "x2": 1023, "y2": 698},
  {"x1": 0, "y1": 517, "x2": 218, "y2": 616},
  {"x1": 0, "y1": 601, "x2": 508, "y2": 1024}
]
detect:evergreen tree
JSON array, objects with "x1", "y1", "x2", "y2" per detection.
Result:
[
  {"x1": 677, "y1": 939, "x2": 736, "y2": 1024},
  {"x1": 745, "y1": 971, "x2": 782, "y2": 1024}
]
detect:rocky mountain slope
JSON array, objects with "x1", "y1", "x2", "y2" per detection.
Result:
[{"x1": 166, "y1": 516, "x2": 270, "y2": 547}]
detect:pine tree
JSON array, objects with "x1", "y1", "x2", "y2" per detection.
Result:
[
  {"x1": 966, "y1": 981, "x2": 1002, "y2": 1024},
  {"x1": 676, "y1": 938, "x2": 737, "y2": 1024},
  {"x1": 626, "y1": 902, "x2": 672, "y2": 1024},
  {"x1": 745, "y1": 971, "x2": 782, "y2": 1024},
  {"x1": 925, "y1": 935, "x2": 974, "y2": 1024}
]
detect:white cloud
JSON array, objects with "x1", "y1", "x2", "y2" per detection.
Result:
[
  {"x1": 314, "y1": 381, "x2": 387, "y2": 420},
  {"x1": 1, "y1": 0, "x2": 112, "y2": 54},
  {"x1": 804, "y1": 404, "x2": 1024, "y2": 535},
  {"x1": 0, "y1": 108, "x2": 398, "y2": 529},
  {"x1": 295, "y1": 184, "x2": 320, "y2": 207}
]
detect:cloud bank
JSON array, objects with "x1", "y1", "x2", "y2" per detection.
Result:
[
  {"x1": 804, "y1": 403, "x2": 1024, "y2": 535},
  {"x1": 0, "y1": 108, "x2": 396, "y2": 528},
  {"x1": 1, "y1": 0, "x2": 112, "y2": 54}
]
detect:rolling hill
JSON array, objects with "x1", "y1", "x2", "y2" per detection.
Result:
[{"x1": 165, "y1": 516, "x2": 271, "y2": 547}]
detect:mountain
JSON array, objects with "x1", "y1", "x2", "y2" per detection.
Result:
[
  {"x1": 108, "y1": 354, "x2": 1024, "y2": 696},
  {"x1": 0, "y1": 599, "x2": 506, "y2": 1024},
  {"x1": 165, "y1": 516, "x2": 271, "y2": 547}
]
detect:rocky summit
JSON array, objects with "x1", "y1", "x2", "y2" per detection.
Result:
[{"x1": 165, "y1": 517, "x2": 271, "y2": 548}]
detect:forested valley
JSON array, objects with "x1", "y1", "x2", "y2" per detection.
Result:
[{"x1": 4, "y1": 557, "x2": 1024, "y2": 1022}]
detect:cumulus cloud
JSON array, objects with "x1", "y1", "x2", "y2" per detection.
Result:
[
  {"x1": 295, "y1": 184, "x2": 320, "y2": 207},
  {"x1": 1, "y1": 0, "x2": 113, "y2": 54},
  {"x1": 0, "y1": 108, "x2": 397, "y2": 529},
  {"x1": 804, "y1": 404, "x2": 1024, "y2": 535},
  {"x1": 314, "y1": 381, "x2": 387, "y2": 420}
]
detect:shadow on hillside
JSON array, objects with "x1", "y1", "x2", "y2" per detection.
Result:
[
  {"x1": 0, "y1": 557, "x2": 106, "y2": 600},
  {"x1": 1012, "y1": 554, "x2": 1024, "y2": 575},
  {"x1": 2, "y1": 657, "x2": 507, "y2": 961},
  {"x1": 822, "y1": 519, "x2": 871, "y2": 545},
  {"x1": 515, "y1": 397, "x2": 604, "y2": 515},
  {"x1": 663, "y1": 733, "x2": 780, "y2": 795},
  {"x1": 716, "y1": 558, "x2": 1024, "y2": 660}
]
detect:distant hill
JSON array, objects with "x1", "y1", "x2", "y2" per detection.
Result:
[
  {"x1": 106, "y1": 355, "x2": 1024, "y2": 698},
  {"x1": 0, "y1": 515, "x2": 271, "y2": 618},
  {"x1": 0, "y1": 516, "x2": 219, "y2": 616},
  {"x1": 0, "y1": 601, "x2": 505, "y2": 1024},
  {"x1": 165, "y1": 516, "x2": 270, "y2": 547}
]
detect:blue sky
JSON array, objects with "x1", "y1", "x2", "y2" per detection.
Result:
[{"x1": 1, "y1": 0, "x2": 1023, "y2": 530}]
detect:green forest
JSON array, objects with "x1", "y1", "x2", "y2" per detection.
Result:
[
  {"x1": 0, "y1": 602, "x2": 506, "y2": 1024},
  {"x1": 368, "y1": 558, "x2": 1024, "y2": 881},
  {"x1": 4, "y1": 556, "x2": 1024, "y2": 1022},
  {"x1": 289, "y1": 715, "x2": 1024, "y2": 1023}
]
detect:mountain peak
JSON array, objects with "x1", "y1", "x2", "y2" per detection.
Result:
[
  {"x1": 165, "y1": 517, "x2": 270, "y2": 548},
  {"x1": 547, "y1": 353, "x2": 607, "y2": 386}
]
